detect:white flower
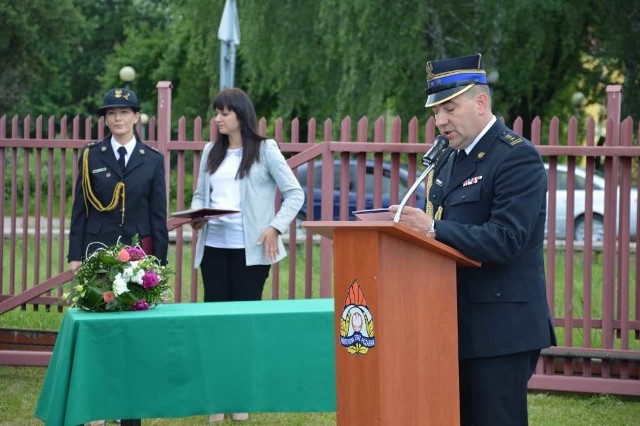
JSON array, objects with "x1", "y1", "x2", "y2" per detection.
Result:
[
  {"x1": 131, "y1": 267, "x2": 145, "y2": 285},
  {"x1": 122, "y1": 261, "x2": 143, "y2": 284},
  {"x1": 113, "y1": 274, "x2": 129, "y2": 296},
  {"x1": 122, "y1": 266, "x2": 134, "y2": 281}
]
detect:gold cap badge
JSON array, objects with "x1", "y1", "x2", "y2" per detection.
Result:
[{"x1": 114, "y1": 89, "x2": 130, "y2": 100}]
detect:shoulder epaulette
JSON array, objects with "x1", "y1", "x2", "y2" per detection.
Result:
[
  {"x1": 146, "y1": 145, "x2": 163, "y2": 156},
  {"x1": 499, "y1": 130, "x2": 525, "y2": 148},
  {"x1": 85, "y1": 140, "x2": 101, "y2": 148}
]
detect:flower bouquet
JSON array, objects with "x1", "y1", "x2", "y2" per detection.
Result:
[{"x1": 63, "y1": 237, "x2": 173, "y2": 312}]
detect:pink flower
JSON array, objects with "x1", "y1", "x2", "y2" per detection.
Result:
[
  {"x1": 132, "y1": 299, "x2": 149, "y2": 311},
  {"x1": 117, "y1": 248, "x2": 130, "y2": 262},
  {"x1": 126, "y1": 247, "x2": 145, "y2": 261},
  {"x1": 142, "y1": 271, "x2": 159, "y2": 289},
  {"x1": 102, "y1": 291, "x2": 115, "y2": 303}
]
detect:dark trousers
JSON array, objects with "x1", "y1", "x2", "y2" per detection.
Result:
[
  {"x1": 459, "y1": 349, "x2": 540, "y2": 426},
  {"x1": 200, "y1": 246, "x2": 270, "y2": 302}
]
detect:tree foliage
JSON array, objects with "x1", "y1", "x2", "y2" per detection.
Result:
[
  {"x1": 0, "y1": 0, "x2": 85, "y2": 115},
  {"x1": 587, "y1": 0, "x2": 640, "y2": 120},
  {"x1": 99, "y1": 0, "x2": 176, "y2": 115},
  {"x1": 1, "y1": 0, "x2": 637, "y2": 139}
]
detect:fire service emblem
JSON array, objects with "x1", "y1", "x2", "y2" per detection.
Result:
[{"x1": 339, "y1": 279, "x2": 375, "y2": 356}]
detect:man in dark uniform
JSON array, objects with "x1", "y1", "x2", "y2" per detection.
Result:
[
  {"x1": 390, "y1": 53, "x2": 556, "y2": 425},
  {"x1": 69, "y1": 87, "x2": 168, "y2": 273},
  {"x1": 68, "y1": 89, "x2": 168, "y2": 426}
]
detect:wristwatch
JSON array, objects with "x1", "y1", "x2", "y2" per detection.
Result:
[{"x1": 426, "y1": 220, "x2": 436, "y2": 238}]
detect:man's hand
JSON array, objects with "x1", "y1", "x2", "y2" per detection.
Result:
[{"x1": 388, "y1": 205, "x2": 433, "y2": 236}]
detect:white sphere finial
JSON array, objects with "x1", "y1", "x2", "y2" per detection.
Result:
[
  {"x1": 571, "y1": 91, "x2": 585, "y2": 107},
  {"x1": 119, "y1": 66, "x2": 136, "y2": 83},
  {"x1": 487, "y1": 70, "x2": 500, "y2": 84}
]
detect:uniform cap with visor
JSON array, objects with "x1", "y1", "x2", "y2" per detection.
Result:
[
  {"x1": 424, "y1": 53, "x2": 487, "y2": 108},
  {"x1": 97, "y1": 88, "x2": 141, "y2": 116}
]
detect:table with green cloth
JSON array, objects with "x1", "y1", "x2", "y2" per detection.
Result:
[{"x1": 35, "y1": 299, "x2": 336, "y2": 426}]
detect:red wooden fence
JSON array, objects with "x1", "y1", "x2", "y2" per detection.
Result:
[{"x1": 0, "y1": 82, "x2": 638, "y2": 396}]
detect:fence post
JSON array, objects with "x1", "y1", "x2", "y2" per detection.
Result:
[
  {"x1": 606, "y1": 85, "x2": 623, "y2": 132},
  {"x1": 601, "y1": 85, "x2": 622, "y2": 349},
  {"x1": 156, "y1": 81, "x2": 173, "y2": 213}
]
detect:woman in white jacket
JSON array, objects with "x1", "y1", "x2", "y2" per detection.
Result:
[{"x1": 189, "y1": 88, "x2": 304, "y2": 422}]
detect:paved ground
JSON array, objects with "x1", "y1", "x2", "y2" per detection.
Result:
[
  {"x1": 2, "y1": 217, "x2": 313, "y2": 244},
  {"x1": 1, "y1": 216, "x2": 194, "y2": 241},
  {"x1": 8, "y1": 217, "x2": 628, "y2": 249}
]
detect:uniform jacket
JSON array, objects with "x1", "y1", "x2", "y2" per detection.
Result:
[
  {"x1": 191, "y1": 139, "x2": 304, "y2": 268},
  {"x1": 68, "y1": 136, "x2": 169, "y2": 263},
  {"x1": 429, "y1": 120, "x2": 557, "y2": 359}
]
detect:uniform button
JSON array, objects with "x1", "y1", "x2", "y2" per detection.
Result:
[
  {"x1": 461, "y1": 195, "x2": 466, "y2": 199},
  {"x1": 495, "y1": 292, "x2": 501, "y2": 298},
  {"x1": 118, "y1": 224, "x2": 123, "y2": 228}
]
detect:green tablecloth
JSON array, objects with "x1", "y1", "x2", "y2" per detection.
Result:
[{"x1": 35, "y1": 299, "x2": 336, "y2": 426}]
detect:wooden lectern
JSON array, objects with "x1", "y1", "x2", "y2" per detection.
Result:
[{"x1": 304, "y1": 221, "x2": 480, "y2": 426}]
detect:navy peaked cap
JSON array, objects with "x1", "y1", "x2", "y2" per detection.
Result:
[
  {"x1": 97, "y1": 88, "x2": 141, "y2": 116},
  {"x1": 425, "y1": 53, "x2": 487, "y2": 108}
]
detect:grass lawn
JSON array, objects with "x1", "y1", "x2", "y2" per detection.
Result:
[
  {"x1": 0, "y1": 365, "x2": 639, "y2": 425},
  {"x1": 1, "y1": 240, "x2": 639, "y2": 424}
]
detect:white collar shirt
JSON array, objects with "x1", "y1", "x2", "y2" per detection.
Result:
[
  {"x1": 110, "y1": 136, "x2": 137, "y2": 166},
  {"x1": 462, "y1": 115, "x2": 497, "y2": 155}
]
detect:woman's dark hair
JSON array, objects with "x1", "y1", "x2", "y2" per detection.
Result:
[{"x1": 206, "y1": 88, "x2": 267, "y2": 178}]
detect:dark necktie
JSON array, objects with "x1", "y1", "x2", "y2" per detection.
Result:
[
  {"x1": 117, "y1": 146, "x2": 127, "y2": 172},
  {"x1": 454, "y1": 149, "x2": 467, "y2": 168}
]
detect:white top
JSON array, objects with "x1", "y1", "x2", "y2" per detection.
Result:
[{"x1": 205, "y1": 147, "x2": 244, "y2": 248}]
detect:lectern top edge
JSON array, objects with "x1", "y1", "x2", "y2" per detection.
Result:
[{"x1": 303, "y1": 220, "x2": 480, "y2": 267}]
